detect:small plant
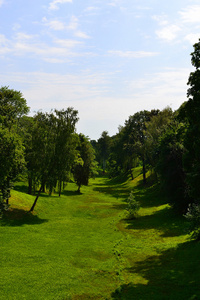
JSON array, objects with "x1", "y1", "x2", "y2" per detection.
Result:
[
  {"x1": 126, "y1": 191, "x2": 140, "y2": 219},
  {"x1": 184, "y1": 203, "x2": 200, "y2": 240}
]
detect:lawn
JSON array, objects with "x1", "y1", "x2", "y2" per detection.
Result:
[{"x1": 0, "y1": 170, "x2": 200, "y2": 299}]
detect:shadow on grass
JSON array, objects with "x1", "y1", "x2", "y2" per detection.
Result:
[
  {"x1": 62, "y1": 190, "x2": 83, "y2": 197},
  {"x1": 13, "y1": 183, "x2": 28, "y2": 194},
  {"x1": 124, "y1": 206, "x2": 186, "y2": 237},
  {"x1": 0, "y1": 208, "x2": 48, "y2": 227},
  {"x1": 93, "y1": 179, "x2": 130, "y2": 201},
  {"x1": 111, "y1": 240, "x2": 200, "y2": 299}
]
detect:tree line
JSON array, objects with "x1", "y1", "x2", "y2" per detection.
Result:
[
  {"x1": 0, "y1": 90, "x2": 97, "y2": 213},
  {"x1": 93, "y1": 40, "x2": 200, "y2": 238},
  {"x1": 1, "y1": 39, "x2": 200, "y2": 238}
]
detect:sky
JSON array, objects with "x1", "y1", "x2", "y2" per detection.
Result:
[{"x1": 0, "y1": 0, "x2": 200, "y2": 140}]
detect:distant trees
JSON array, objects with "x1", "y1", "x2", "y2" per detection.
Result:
[
  {"x1": 96, "y1": 131, "x2": 112, "y2": 174},
  {"x1": 73, "y1": 134, "x2": 98, "y2": 193}
]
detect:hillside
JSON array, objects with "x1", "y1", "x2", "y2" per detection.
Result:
[{"x1": 0, "y1": 171, "x2": 199, "y2": 299}]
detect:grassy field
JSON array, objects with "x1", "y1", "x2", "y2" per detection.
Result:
[{"x1": 0, "y1": 168, "x2": 200, "y2": 299}]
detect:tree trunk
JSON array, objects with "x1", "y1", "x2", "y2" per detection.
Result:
[
  {"x1": 129, "y1": 166, "x2": 133, "y2": 180},
  {"x1": 59, "y1": 180, "x2": 62, "y2": 197},
  {"x1": 30, "y1": 185, "x2": 43, "y2": 212},
  {"x1": 142, "y1": 157, "x2": 146, "y2": 185},
  {"x1": 28, "y1": 176, "x2": 32, "y2": 195}
]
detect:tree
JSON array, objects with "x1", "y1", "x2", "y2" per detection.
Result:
[
  {"x1": 0, "y1": 86, "x2": 29, "y2": 130},
  {"x1": 29, "y1": 108, "x2": 79, "y2": 212},
  {"x1": 97, "y1": 131, "x2": 111, "y2": 173},
  {"x1": 124, "y1": 110, "x2": 159, "y2": 184},
  {"x1": 183, "y1": 39, "x2": 200, "y2": 202},
  {"x1": 145, "y1": 107, "x2": 173, "y2": 175},
  {"x1": 156, "y1": 121, "x2": 190, "y2": 213},
  {"x1": 73, "y1": 134, "x2": 98, "y2": 193},
  {"x1": 0, "y1": 128, "x2": 25, "y2": 206},
  {"x1": 0, "y1": 86, "x2": 29, "y2": 211}
]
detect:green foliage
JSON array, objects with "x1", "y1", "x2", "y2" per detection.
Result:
[
  {"x1": 182, "y1": 39, "x2": 200, "y2": 202},
  {"x1": 0, "y1": 127, "x2": 26, "y2": 211},
  {"x1": 73, "y1": 134, "x2": 98, "y2": 192},
  {"x1": 0, "y1": 86, "x2": 29, "y2": 129},
  {"x1": 156, "y1": 121, "x2": 190, "y2": 213},
  {"x1": 184, "y1": 203, "x2": 200, "y2": 240},
  {"x1": 125, "y1": 190, "x2": 140, "y2": 219},
  {"x1": 96, "y1": 131, "x2": 112, "y2": 172}
]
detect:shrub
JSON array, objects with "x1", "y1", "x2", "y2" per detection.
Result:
[
  {"x1": 126, "y1": 191, "x2": 140, "y2": 219},
  {"x1": 184, "y1": 203, "x2": 200, "y2": 240}
]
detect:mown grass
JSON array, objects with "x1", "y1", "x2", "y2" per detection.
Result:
[{"x1": 0, "y1": 169, "x2": 200, "y2": 299}]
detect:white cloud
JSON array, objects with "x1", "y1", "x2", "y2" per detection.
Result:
[
  {"x1": 49, "y1": 0, "x2": 72, "y2": 11},
  {"x1": 68, "y1": 16, "x2": 78, "y2": 30},
  {"x1": 42, "y1": 18, "x2": 66, "y2": 30},
  {"x1": 54, "y1": 38, "x2": 82, "y2": 48},
  {"x1": 179, "y1": 5, "x2": 200, "y2": 23},
  {"x1": 0, "y1": 0, "x2": 5, "y2": 7},
  {"x1": 108, "y1": 50, "x2": 159, "y2": 58},
  {"x1": 156, "y1": 25, "x2": 181, "y2": 42},
  {"x1": 42, "y1": 16, "x2": 90, "y2": 38},
  {"x1": 184, "y1": 33, "x2": 200, "y2": 45},
  {"x1": 0, "y1": 67, "x2": 192, "y2": 139},
  {"x1": 152, "y1": 15, "x2": 168, "y2": 26}
]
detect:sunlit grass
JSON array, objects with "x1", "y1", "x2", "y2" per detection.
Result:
[{"x1": 0, "y1": 170, "x2": 199, "y2": 299}]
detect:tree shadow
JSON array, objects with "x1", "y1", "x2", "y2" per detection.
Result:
[
  {"x1": 111, "y1": 240, "x2": 200, "y2": 299},
  {"x1": 62, "y1": 190, "x2": 83, "y2": 197},
  {"x1": 124, "y1": 206, "x2": 186, "y2": 237},
  {"x1": 13, "y1": 183, "x2": 28, "y2": 194},
  {"x1": 0, "y1": 208, "x2": 48, "y2": 227}
]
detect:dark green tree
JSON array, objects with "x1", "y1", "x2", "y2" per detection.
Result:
[
  {"x1": 182, "y1": 39, "x2": 200, "y2": 202},
  {"x1": 156, "y1": 121, "x2": 190, "y2": 213}
]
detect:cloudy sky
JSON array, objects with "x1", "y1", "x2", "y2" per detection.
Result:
[{"x1": 0, "y1": 0, "x2": 200, "y2": 139}]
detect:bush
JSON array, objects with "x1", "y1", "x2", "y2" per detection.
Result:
[
  {"x1": 184, "y1": 203, "x2": 200, "y2": 240},
  {"x1": 126, "y1": 191, "x2": 140, "y2": 219}
]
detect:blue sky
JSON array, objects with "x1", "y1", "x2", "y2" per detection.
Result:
[{"x1": 0, "y1": 0, "x2": 200, "y2": 140}]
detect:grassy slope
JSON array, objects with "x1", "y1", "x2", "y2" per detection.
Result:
[{"x1": 0, "y1": 169, "x2": 200, "y2": 299}]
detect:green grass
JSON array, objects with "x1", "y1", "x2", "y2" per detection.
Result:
[{"x1": 0, "y1": 170, "x2": 200, "y2": 299}]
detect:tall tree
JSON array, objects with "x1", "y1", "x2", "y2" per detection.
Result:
[
  {"x1": 183, "y1": 39, "x2": 200, "y2": 202},
  {"x1": 124, "y1": 110, "x2": 159, "y2": 184},
  {"x1": 29, "y1": 108, "x2": 79, "y2": 212},
  {"x1": 0, "y1": 86, "x2": 29, "y2": 209},
  {"x1": 0, "y1": 86, "x2": 29, "y2": 130},
  {"x1": 73, "y1": 134, "x2": 98, "y2": 193},
  {"x1": 145, "y1": 107, "x2": 173, "y2": 174},
  {"x1": 0, "y1": 128, "x2": 25, "y2": 206},
  {"x1": 97, "y1": 131, "x2": 111, "y2": 173}
]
